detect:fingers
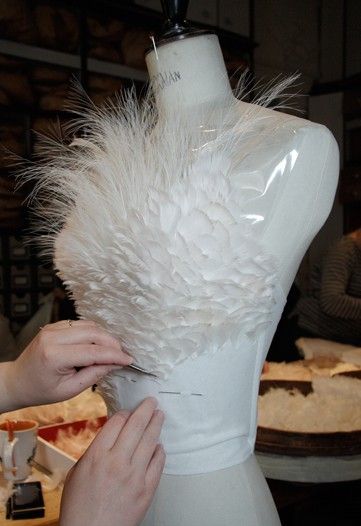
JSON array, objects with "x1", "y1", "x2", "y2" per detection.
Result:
[
  {"x1": 145, "y1": 444, "x2": 166, "y2": 492},
  {"x1": 39, "y1": 322, "x2": 134, "y2": 368},
  {"x1": 86, "y1": 411, "x2": 131, "y2": 452},
  {"x1": 55, "y1": 344, "x2": 133, "y2": 369},
  {"x1": 45, "y1": 320, "x2": 97, "y2": 330},
  {"x1": 41, "y1": 322, "x2": 121, "y2": 349},
  {"x1": 131, "y1": 410, "x2": 164, "y2": 472},
  {"x1": 112, "y1": 398, "x2": 158, "y2": 459}
]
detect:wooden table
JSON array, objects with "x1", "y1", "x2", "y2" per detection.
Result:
[
  {"x1": 256, "y1": 451, "x2": 361, "y2": 483},
  {"x1": 1, "y1": 468, "x2": 62, "y2": 526}
]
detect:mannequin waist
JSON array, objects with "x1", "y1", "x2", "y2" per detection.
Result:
[{"x1": 100, "y1": 337, "x2": 265, "y2": 474}]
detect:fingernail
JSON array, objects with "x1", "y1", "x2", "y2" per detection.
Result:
[{"x1": 124, "y1": 354, "x2": 134, "y2": 364}]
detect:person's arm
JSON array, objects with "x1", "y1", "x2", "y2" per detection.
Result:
[
  {"x1": 0, "y1": 319, "x2": 133, "y2": 413},
  {"x1": 59, "y1": 397, "x2": 165, "y2": 526},
  {"x1": 320, "y1": 239, "x2": 361, "y2": 320}
]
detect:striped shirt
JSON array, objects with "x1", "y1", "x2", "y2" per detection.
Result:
[{"x1": 297, "y1": 236, "x2": 361, "y2": 342}]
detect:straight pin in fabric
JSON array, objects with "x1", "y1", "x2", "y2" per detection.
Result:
[
  {"x1": 126, "y1": 364, "x2": 158, "y2": 378},
  {"x1": 150, "y1": 35, "x2": 159, "y2": 60},
  {"x1": 159, "y1": 391, "x2": 203, "y2": 396}
]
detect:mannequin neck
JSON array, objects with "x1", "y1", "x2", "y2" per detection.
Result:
[{"x1": 145, "y1": 34, "x2": 235, "y2": 116}]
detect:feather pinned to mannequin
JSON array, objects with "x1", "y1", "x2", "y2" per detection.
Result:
[{"x1": 18, "y1": 75, "x2": 299, "y2": 378}]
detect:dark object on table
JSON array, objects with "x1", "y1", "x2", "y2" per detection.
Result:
[
  {"x1": 6, "y1": 481, "x2": 45, "y2": 520},
  {"x1": 267, "y1": 283, "x2": 301, "y2": 362},
  {"x1": 259, "y1": 379, "x2": 312, "y2": 396}
]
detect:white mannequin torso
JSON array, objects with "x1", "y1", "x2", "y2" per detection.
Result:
[
  {"x1": 51, "y1": 32, "x2": 339, "y2": 526},
  {"x1": 138, "y1": 33, "x2": 338, "y2": 526},
  {"x1": 146, "y1": 34, "x2": 338, "y2": 295}
]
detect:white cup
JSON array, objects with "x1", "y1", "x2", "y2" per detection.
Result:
[{"x1": 0, "y1": 420, "x2": 38, "y2": 481}]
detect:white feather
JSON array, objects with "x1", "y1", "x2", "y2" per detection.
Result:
[{"x1": 19, "y1": 75, "x2": 299, "y2": 378}]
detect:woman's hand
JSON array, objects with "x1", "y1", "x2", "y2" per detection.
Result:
[
  {"x1": 0, "y1": 319, "x2": 133, "y2": 412},
  {"x1": 60, "y1": 398, "x2": 166, "y2": 526}
]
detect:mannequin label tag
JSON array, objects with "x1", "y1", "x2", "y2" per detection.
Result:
[{"x1": 150, "y1": 71, "x2": 182, "y2": 92}]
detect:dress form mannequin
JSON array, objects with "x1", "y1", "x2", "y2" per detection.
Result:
[
  {"x1": 136, "y1": 23, "x2": 338, "y2": 526},
  {"x1": 145, "y1": 32, "x2": 338, "y2": 294},
  {"x1": 44, "y1": 7, "x2": 338, "y2": 525}
]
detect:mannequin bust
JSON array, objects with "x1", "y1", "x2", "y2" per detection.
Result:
[
  {"x1": 146, "y1": 32, "x2": 338, "y2": 295},
  {"x1": 98, "y1": 32, "x2": 338, "y2": 526},
  {"x1": 46, "y1": 7, "x2": 339, "y2": 526},
  {"x1": 126, "y1": 27, "x2": 337, "y2": 526}
]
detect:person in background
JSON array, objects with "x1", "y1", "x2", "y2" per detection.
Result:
[
  {"x1": 0, "y1": 319, "x2": 165, "y2": 526},
  {"x1": 297, "y1": 227, "x2": 361, "y2": 346},
  {"x1": 266, "y1": 282, "x2": 301, "y2": 362}
]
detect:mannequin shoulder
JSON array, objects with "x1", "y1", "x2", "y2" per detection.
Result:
[
  {"x1": 285, "y1": 117, "x2": 339, "y2": 185},
  {"x1": 235, "y1": 100, "x2": 338, "y2": 160},
  {"x1": 278, "y1": 112, "x2": 338, "y2": 158},
  {"x1": 267, "y1": 112, "x2": 339, "y2": 204},
  {"x1": 233, "y1": 101, "x2": 339, "y2": 183}
]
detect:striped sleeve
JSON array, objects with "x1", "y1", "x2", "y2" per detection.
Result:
[{"x1": 320, "y1": 238, "x2": 361, "y2": 320}]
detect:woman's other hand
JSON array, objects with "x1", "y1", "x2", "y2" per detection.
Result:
[{"x1": 60, "y1": 398, "x2": 165, "y2": 526}]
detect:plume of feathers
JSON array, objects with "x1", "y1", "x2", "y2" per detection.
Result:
[{"x1": 16, "y1": 73, "x2": 299, "y2": 377}]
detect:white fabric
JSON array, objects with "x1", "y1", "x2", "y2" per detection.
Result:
[{"x1": 102, "y1": 286, "x2": 285, "y2": 475}]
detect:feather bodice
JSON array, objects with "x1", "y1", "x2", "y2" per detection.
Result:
[
  {"x1": 55, "y1": 169, "x2": 277, "y2": 377},
  {"x1": 23, "y1": 82, "x2": 297, "y2": 378}
]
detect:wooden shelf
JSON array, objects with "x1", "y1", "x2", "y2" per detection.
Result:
[
  {"x1": 47, "y1": 0, "x2": 256, "y2": 54},
  {"x1": 311, "y1": 73, "x2": 361, "y2": 96},
  {"x1": 0, "y1": 39, "x2": 148, "y2": 82}
]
